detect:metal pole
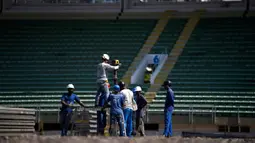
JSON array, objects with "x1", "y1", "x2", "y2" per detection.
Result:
[
  {"x1": 191, "y1": 105, "x2": 194, "y2": 131},
  {"x1": 189, "y1": 106, "x2": 191, "y2": 124},
  {"x1": 38, "y1": 105, "x2": 41, "y2": 132},
  {"x1": 238, "y1": 107, "x2": 240, "y2": 132},
  {"x1": 71, "y1": 107, "x2": 77, "y2": 136}
]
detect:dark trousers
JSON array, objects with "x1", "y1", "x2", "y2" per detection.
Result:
[
  {"x1": 60, "y1": 111, "x2": 72, "y2": 136},
  {"x1": 136, "y1": 113, "x2": 145, "y2": 136},
  {"x1": 97, "y1": 110, "x2": 107, "y2": 135}
]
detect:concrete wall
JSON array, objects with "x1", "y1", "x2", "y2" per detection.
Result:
[{"x1": 1, "y1": 0, "x2": 248, "y2": 14}]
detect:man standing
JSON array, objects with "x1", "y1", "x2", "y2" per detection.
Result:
[
  {"x1": 119, "y1": 81, "x2": 136, "y2": 137},
  {"x1": 102, "y1": 85, "x2": 125, "y2": 137},
  {"x1": 134, "y1": 86, "x2": 147, "y2": 136},
  {"x1": 162, "y1": 80, "x2": 174, "y2": 137},
  {"x1": 95, "y1": 54, "x2": 120, "y2": 135},
  {"x1": 60, "y1": 84, "x2": 86, "y2": 136}
]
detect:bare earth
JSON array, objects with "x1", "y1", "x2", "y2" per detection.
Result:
[{"x1": 0, "y1": 135, "x2": 255, "y2": 143}]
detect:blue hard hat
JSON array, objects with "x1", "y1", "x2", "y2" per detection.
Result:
[{"x1": 113, "y1": 85, "x2": 120, "y2": 92}]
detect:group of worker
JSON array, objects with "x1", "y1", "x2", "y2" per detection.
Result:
[
  {"x1": 60, "y1": 54, "x2": 174, "y2": 137},
  {"x1": 95, "y1": 54, "x2": 148, "y2": 137}
]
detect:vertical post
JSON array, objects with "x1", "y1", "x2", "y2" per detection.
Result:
[
  {"x1": 57, "y1": 109, "x2": 60, "y2": 123},
  {"x1": 146, "y1": 106, "x2": 149, "y2": 123},
  {"x1": 38, "y1": 105, "x2": 41, "y2": 132},
  {"x1": 191, "y1": 105, "x2": 194, "y2": 132},
  {"x1": 71, "y1": 107, "x2": 77, "y2": 136},
  {"x1": 0, "y1": 0, "x2": 2, "y2": 14},
  {"x1": 238, "y1": 107, "x2": 240, "y2": 133},
  {"x1": 2, "y1": 0, "x2": 13, "y2": 12}
]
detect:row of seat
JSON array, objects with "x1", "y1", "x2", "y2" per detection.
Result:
[
  {"x1": 149, "y1": 18, "x2": 255, "y2": 116},
  {"x1": 0, "y1": 20, "x2": 156, "y2": 92},
  {"x1": 150, "y1": 19, "x2": 187, "y2": 54}
]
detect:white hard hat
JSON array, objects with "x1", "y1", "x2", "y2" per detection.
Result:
[
  {"x1": 135, "y1": 86, "x2": 142, "y2": 92},
  {"x1": 146, "y1": 67, "x2": 152, "y2": 72},
  {"x1": 102, "y1": 54, "x2": 110, "y2": 60},
  {"x1": 66, "y1": 84, "x2": 75, "y2": 89}
]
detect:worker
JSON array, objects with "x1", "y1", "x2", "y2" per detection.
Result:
[
  {"x1": 95, "y1": 54, "x2": 120, "y2": 135},
  {"x1": 144, "y1": 67, "x2": 152, "y2": 84},
  {"x1": 134, "y1": 86, "x2": 147, "y2": 136},
  {"x1": 119, "y1": 81, "x2": 137, "y2": 137},
  {"x1": 162, "y1": 80, "x2": 174, "y2": 137},
  {"x1": 102, "y1": 85, "x2": 125, "y2": 136},
  {"x1": 60, "y1": 84, "x2": 86, "y2": 136}
]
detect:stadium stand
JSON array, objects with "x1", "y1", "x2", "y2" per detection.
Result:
[
  {"x1": 0, "y1": 20, "x2": 156, "y2": 111},
  {"x1": 148, "y1": 17, "x2": 255, "y2": 117},
  {"x1": 149, "y1": 19, "x2": 187, "y2": 54}
]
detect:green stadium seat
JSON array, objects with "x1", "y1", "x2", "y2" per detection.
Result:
[
  {"x1": 0, "y1": 20, "x2": 156, "y2": 110},
  {"x1": 149, "y1": 18, "x2": 255, "y2": 117}
]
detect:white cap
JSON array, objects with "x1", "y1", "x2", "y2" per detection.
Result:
[
  {"x1": 146, "y1": 67, "x2": 152, "y2": 72},
  {"x1": 102, "y1": 54, "x2": 110, "y2": 60},
  {"x1": 135, "y1": 86, "x2": 142, "y2": 92},
  {"x1": 66, "y1": 84, "x2": 75, "y2": 89}
]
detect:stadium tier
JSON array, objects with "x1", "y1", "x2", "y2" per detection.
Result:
[
  {"x1": 150, "y1": 19, "x2": 187, "y2": 54},
  {"x1": 149, "y1": 18, "x2": 255, "y2": 117},
  {"x1": 0, "y1": 20, "x2": 156, "y2": 110}
]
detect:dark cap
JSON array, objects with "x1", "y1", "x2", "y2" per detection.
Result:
[
  {"x1": 162, "y1": 80, "x2": 172, "y2": 87},
  {"x1": 118, "y1": 81, "x2": 125, "y2": 88}
]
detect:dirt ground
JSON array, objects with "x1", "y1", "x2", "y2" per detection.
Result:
[{"x1": 0, "y1": 135, "x2": 255, "y2": 143}]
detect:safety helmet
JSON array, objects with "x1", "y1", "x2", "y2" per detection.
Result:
[
  {"x1": 134, "y1": 86, "x2": 142, "y2": 92},
  {"x1": 102, "y1": 54, "x2": 110, "y2": 60},
  {"x1": 66, "y1": 84, "x2": 75, "y2": 89},
  {"x1": 118, "y1": 81, "x2": 125, "y2": 89},
  {"x1": 113, "y1": 85, "x2": 120, "y2": 92},
  {"x1": 162, "y1": 80, "x2": 172, "y2": 87}
]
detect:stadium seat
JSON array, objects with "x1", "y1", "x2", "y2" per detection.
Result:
[
  {"x1": 149, "y1": 18, "x2": 255, "y2": 117},
  {"x1": 0, "y1": 20, "x2": 156, "y2": 110}
]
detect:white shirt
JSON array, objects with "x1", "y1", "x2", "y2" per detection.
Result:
[
  {"x1": 97, "y1": 62, "x2": 119, "y2": 83},
  {"x1": 120, "y1": 89, "x2": 134, "y2": 110}
]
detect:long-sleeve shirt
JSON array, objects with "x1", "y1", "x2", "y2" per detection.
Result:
[
  {"x1": 164, "y1": 87, "x2": 174, "y2": 111},
  {"x1": 97, "y1": 62, "x2": 119, "y2": 83},
  {"x1": 135, "y1": 94, "x2": 147, "y2": 117}
]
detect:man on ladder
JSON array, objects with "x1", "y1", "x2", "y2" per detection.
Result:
[{"x1": 95, "y1": 54, "x2": 120, "y2": 135}]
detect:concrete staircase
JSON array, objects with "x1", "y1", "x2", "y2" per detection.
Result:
[
  {"x1": 145, "y1": 10, "x2": 205, "y2": 99},
  {"x1": 122, "y1": 10, "x2": 173, "y2": 86}
]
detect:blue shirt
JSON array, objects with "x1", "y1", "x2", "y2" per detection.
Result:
[
  {"x1": 164, "y1": 87, "x2": 174, "y2": 111},
  {"x1": 107, "y1": 93, "x2": 124, "y2": 115},
  {"x1": 61, "y1": 93, "x2": 80, "y2": 113}
]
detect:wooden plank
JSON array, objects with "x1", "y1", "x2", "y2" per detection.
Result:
[
  {"x1": 0, "y1": 133, "x2": 35, "y2": 136},
  {"x1": 0, "y1": 129, "x2": 35, "y2": 132},
  {"x1": 0, "y1": 109, "x2": 35, "y2": 115},
  {"x1": 0, "y1": 115, "x2": 35, "y2": 120},
  {"x1": 0, "y1": 121, "x2": 35, "y2": 126},
  {"x1": 0, "y1": 126, "x2": 34, "y2": 129}
]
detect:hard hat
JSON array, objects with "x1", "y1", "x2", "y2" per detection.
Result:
[
  {"x1": 113, "y1": 85, "x2": 120, "y2": 92},
  {"x1": 102, "y1": 54, "x2": 110, "y2": 60},
  {"x1": 66, "y1": 84, "x2": 75, "y2": 89},
  {"x1": 146, "y1": 67, "x2": 152, "y2": 72},
  {"x1": 135, "y1": 86, "x2": 142, "y2": 92},
  {"x1": 118, "y1": 81, "x2": 125, "y2": 89},
  {"x1": 162, "y1": 80, "x2": 172, "y2": 87}
]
